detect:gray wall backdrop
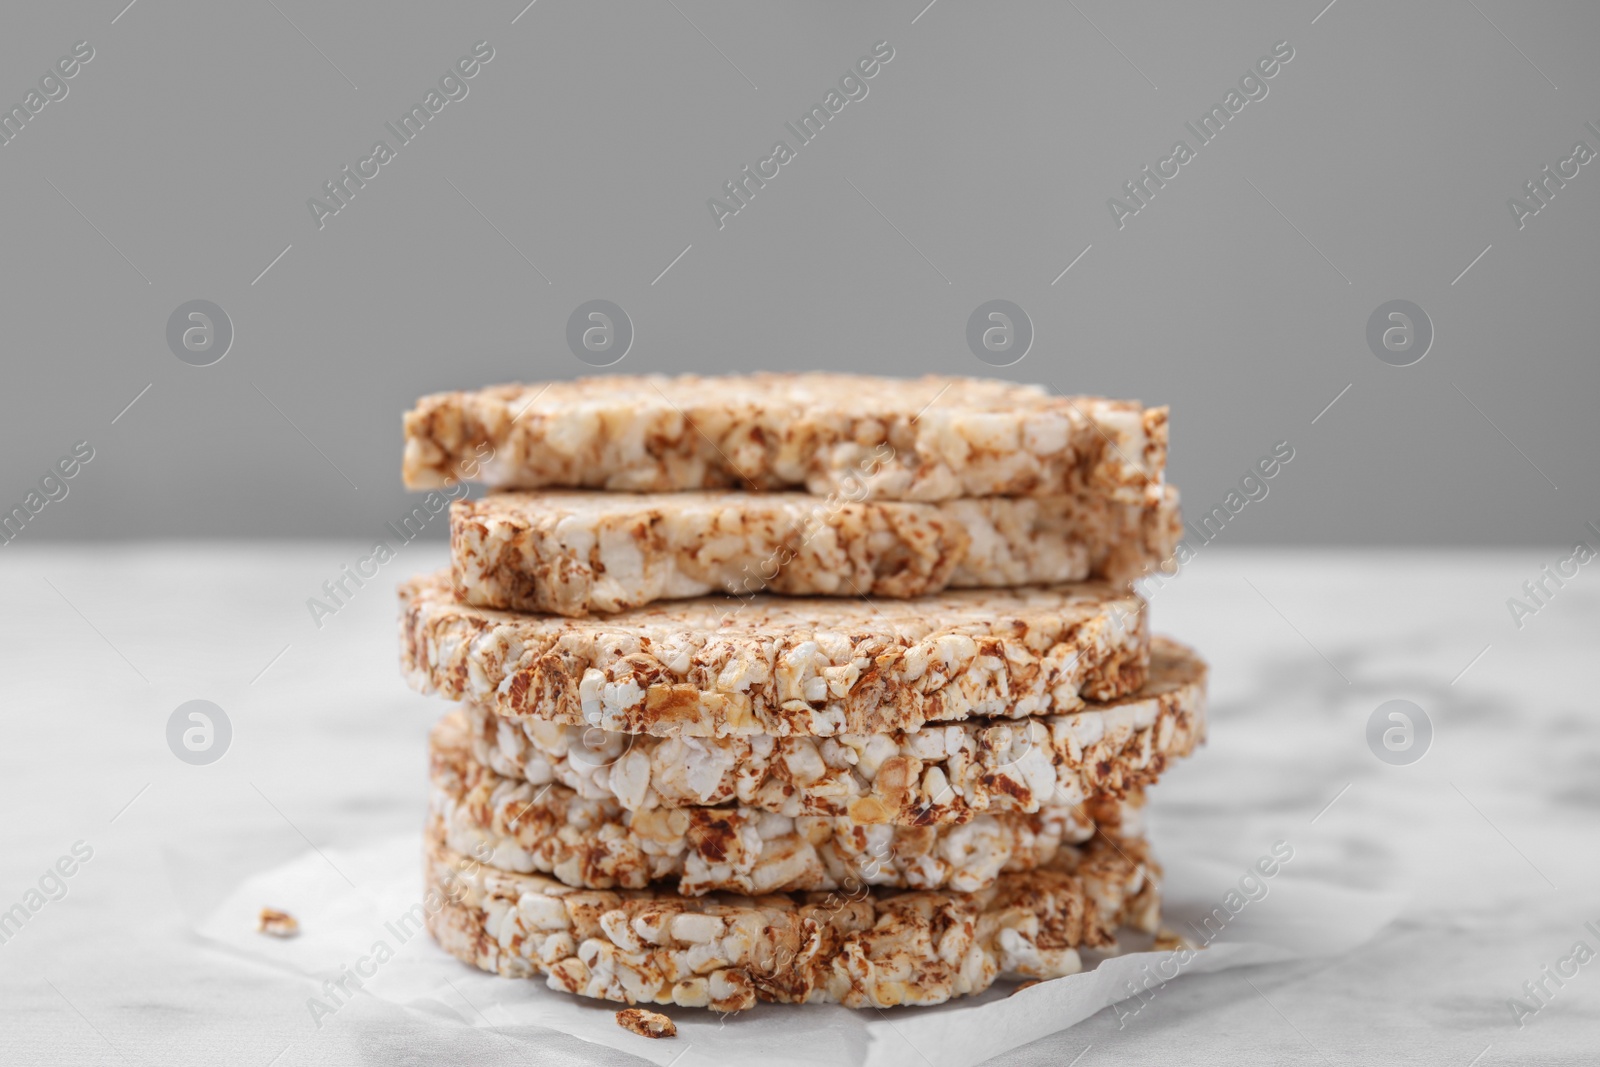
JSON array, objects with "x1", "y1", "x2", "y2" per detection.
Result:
[{"x1": 1, "y1": 0, "x2": 1595, "y2": 545}]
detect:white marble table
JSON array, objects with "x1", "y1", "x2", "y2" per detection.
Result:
[{"x1": 1, "y1": 544, "x2": 1594, "y2": 1065}]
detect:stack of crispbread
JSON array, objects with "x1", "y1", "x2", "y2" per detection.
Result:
[{"x1": 397, "y1": 373, "x2": 1205, "y2": 1012}]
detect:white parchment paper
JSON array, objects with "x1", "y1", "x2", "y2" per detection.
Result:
[{"x1": 197, "y1": 833, "x2": 1403, "y2": 1066}]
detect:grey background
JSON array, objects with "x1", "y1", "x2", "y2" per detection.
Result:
[{"x1": 1, "y1": 0, "x2": 1595, "y2": 545}]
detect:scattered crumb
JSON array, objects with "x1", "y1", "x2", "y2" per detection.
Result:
[
  {"x1": 615, "y1": 1007, "x2": 676, "y2": 1039},
  {"x1": 257, "y1": 907, "x2": 300, "y2": 938},
  {"x1": 1009, "y1": 980, "x2": 1042, "y2": 996},
  {"x1": 1152, "y1": 928, "x2": 1196, "y2": 952}
]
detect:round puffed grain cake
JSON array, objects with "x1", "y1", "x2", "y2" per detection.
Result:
[
  {"x1": 449, "y1": 486, "x2": 1181, "y2": 616},
  {"x1": 399, "y1": 570, "x2": 1149, "y2": 737},
  {"x1": 431, "y1": 709, "x2": 1140, "y2": 896},
  {"x1": 401, "y1": 373, "x2": 1167, "y2": 503},
  {"x1": 422, "y1": 817, "x2": 1160, "y2": 1011},
  {"x1": 464, "y1": 637, "x2": 1204, "y2": 825}
]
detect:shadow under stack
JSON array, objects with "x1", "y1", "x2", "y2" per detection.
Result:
[{"x1": 395, "y1": 373, "x2": 1206, "y2": 1011}]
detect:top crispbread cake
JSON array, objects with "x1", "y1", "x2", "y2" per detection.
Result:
[{"x1": 402, "y1": 373, "x2": 1167, "y2": 502}]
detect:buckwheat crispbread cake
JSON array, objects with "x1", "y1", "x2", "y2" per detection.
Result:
[
  {"x1": 451, "y1": 486, "x2": 1181, "y2": 616},
  {"x1": 433, "y1": 709, "x2": 1140, "y2": 896},
  {"x1": 400, "y1": 570, "x2": 1149, "y2": 736},
  {"x1": 464, "y1": 638, "x2": 1203, "y2": 825},
  {"x1": 403, "y1": 373, "x2": 1167, "y2": 503},
  {"x1": 423, "y1": 818, "x2": 1161, "y2": 1010}
]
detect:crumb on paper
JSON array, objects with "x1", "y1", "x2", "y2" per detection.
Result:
[
  {"x1": 257, "y1": 907, "x2": 299, "y2": 938},
  {"x1": 1010, "y1": 979, "x2": 1042, "y2": 995},
  {"x1": 1152, "y1": 928, "x2": 1196, "y2": 952},
  {"x1": 615, "y1": 1007, "x2": 676, "y2": 1039}
]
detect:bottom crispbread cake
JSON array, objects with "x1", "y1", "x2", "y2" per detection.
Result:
[
  {"x1": 432, "y1": 708, "x2": 1144, "y2": 896},
  {"x1": 423, "y1": 817, "x2": 1160, "y2": 1011}
]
